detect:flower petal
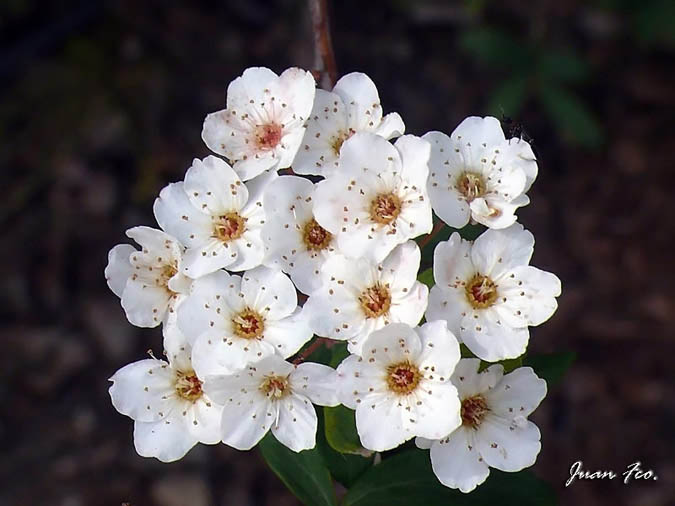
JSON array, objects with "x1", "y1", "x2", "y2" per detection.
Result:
[
  {"x1": 460, "y1": 310, "x2": 530, "y2": 362},
  {"x1": 484, "y1": 366, "x2": 547, "y2": 418},
  {"x1": 291, "y1": 362, "x2": 339, "y2": 407},
  {"x1": 134, "y1": 413, "x2": 197, "y2": 462},
  {"x1": 105, "y1": 244, "x2": 135, "y2": 298},
  {"x1": 333, "y1": 72, "x2": 383, "y2": 130},
  {"x1": 271, "y1": 394, "x2": 318, "y2": 452},
  {"x1": 153, "y1": 182, "x2": 212, "y2": 248},
  {"x1": 240, "y1": 266, "x2": 297, "y2": 320},
  {"x1": 471, "y1": 225, "x2": 534, "y2": 278},
  {"x1": 184, "y1": 156, "x2": 248, "y2": 214},
  {"x1": 121, "y1": 278, "x2": 171, "y2": 327},
  {"x1": 475, "y1": 415, "x2": 541, "y2": 472},
  {"x1": 430, "y1": 427, "x2": 490, "y2": 493}
]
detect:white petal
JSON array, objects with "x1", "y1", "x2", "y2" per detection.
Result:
[
  {"x1": 425, "y1": 285, "x2": 472, "y2": 338},
  {"x1": 469, "y1": 198, "x2": 518, "y2": 230},
  {"x1": 231, "y1": 153, "x2": 278, "y2": 181},
  {"x1": 451, "y1": 359, "x2": 503, "y2": 399},
  {"x1": 304, "y1": 289, "x2": 363, "y2": 341},
  {"x1": 333, "y1": 72, "x2": 383, "y2": 130},
  {"x1": 355, "y1": 393, "x2": 409, "y2": 451},
  {"x1": 379, "y1": 240, "x2": 421, "y2": 292},
  {"x1": 476, "y1": 415, "x2": 541, "y2": 472},
  {"x1": 372, "y1": 112, "x2": 405, "y2": 139},
  {"x1": 276, "y1": 126, "x2": 308, "y2": 169},
  {"x1": 262, "y1": 175, "x2": 314, "y2": 223},
  {"x1": 184, "y1": 396, "x2": 224, "y2": 444},
  {"x1": 240, "y1": 266, "x2": 297, "y2": 320},
  {"x1": 263, "y1": 307, "x2": 313, "y2": 358},
  {"x1": 191, "y1": 330, "x2": 276, "y2": 377},
  {"x1": 407, "y1": 381, "x2": 461, "y2": 440},
  {"x1": 460, "y1": 310, "x2": 530, "y2": 361},
  {"x1": 271, "y1": 394, "x2": 318, "y2": 452},
  {"x1": 339, "y1": 132, "x2": 401, "y2": 178},
  {"x1": 451, "y1": 116, "x2": 506, "y2": 159},
  {"x1": 430, "y1": 427, "x2": 490, "y2": 493},
  {"x1": 360, "y1": 323, "x2": 423, "y2": 365},
  {"x1": 125, "y1": 226, "x2": 182, "y2": 263},
  {"x1": 225, "y1": 232, "x2": 266, "y2": 272},
  {"x1": 485, "y1": 366, "x2": 547, "y2": 418},
  {"x1": 184, "y1": 156, "x2": 248, "y2": 214},
  {"x1": 388, "y1": 281, "x2": 428, "y2": 329},
  {"x1": 121, "y1": 278, "x2": 171, "y2": 328},
  {"x1": 432, "y1": 232, "x2": 475, "y2": 288},
  {"x1": 291, "y1": 362, "x2": 339, "y2": 407},
  {"x1": 499, "y1": 138, "x2": 538, "y2": 192},
  {"x1": 471, "y1": 225, "x2": 534, "y2": 278},
  {"x1": 153, "y1": 182, "x2": 212, "y2": 247},
  {"x1": 336, "y1": 354, "x2": 388, "y2": 409},
  {"x1": 393, "y1": 135, "x2": 431, "y2": 189},
  {"x1": 416, "y1": 320, "x2": 461, "y2": 378},
  {"x1": 181, "y1": 238, "x2": 231, "y2": 279},
  {"x1": 415, "y1": 436, "x2": 434, "y2": 450},
  {"x1": 105, "y1": 244, "x2": 135, "y2": 298},
  {"x1": 134, "y1": 413, "x2": 197, "y2": 462},
  {"x1": 276, "y1": 67, "x2": 316, "y2": 124},
  {"x1": 109, "y1": 359, "x2": 176, "y2": 423},
  {"x1": 495, "y1": 266, "x2": 561, "y2": 327}
]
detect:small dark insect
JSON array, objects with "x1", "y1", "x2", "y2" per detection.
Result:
[{"x1": 500, "y1": 114, "x2": 539, "y2": 158}]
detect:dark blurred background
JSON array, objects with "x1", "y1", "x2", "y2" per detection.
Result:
[{"x1": 1, "y1": 0, "x2": 674, "y2": 505}]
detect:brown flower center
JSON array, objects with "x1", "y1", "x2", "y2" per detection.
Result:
[
  {"x1": 386, "y1": 361, "x2": 421, "y2": 395},
  {"x1": 461, "y1": 394, "x2": 489, "y2": 429},
  {"x1": 232, "y1": 308, "x2": 265, "y2": 339},
  {"x1": 215, "y1": 212, "x2": 245, "y2": 242},
  {"x1": 255, "y1": 123, "x2": 283, "y2": 150},
  {"x1": 369, "y1": 192, "x2": 401, "y2": 225},
  {"x1": 159, "y1": 264, "x2": 178, "y2": 291},
  {"x1": 175, "y1": 370, "x2": 203, "y2": 402},
  {"x1": 303, "y1": 218, "x2": 332, "y2": 251},
  {"x1": 358, "y1": 284, "x2": 391, "y2": 318},
  {"x1": 260, "y1": 375, "x2": 290, "y2": 399},
  {"x1": 456, "y1": 171, "x2": 486, "y2": 202},
  {"x1": 465, "y1": 274, "x2": 498, "y2": 309}
]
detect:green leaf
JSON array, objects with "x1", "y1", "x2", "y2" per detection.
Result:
[
  {"x1": 317, "y1": 411, "x2": 373, "y2": 487},
  {"x1": 258, "y1": 432, "x2": 337, "y2": 506},
  {"x1": 459, "y1": 223, "x2": 484, "y2": 241},
  {"x1": 539, "y1": 85, "x2": 603, "y2": 148},
  {"x1": 459, "y1": 28, "x2": 531, "y2": 70},
  {"x1": 324, "y1": 405, "x2": 366, "y2": 455},
  {"x1": 329, "y1": 341, "x2": 350, "y2": 368},
  {"x1": 418, "y1": 268, "x2": 434, "y2": 289},
  {"x1": 487, "y1": 75, "x2": 529, "y2": 118},
  {"x1": 460, "y1": 343, "x2": 476, "y2": 358},
  {"x1": 343, "y1": 449, "x2": 557, "y2": 506},
  {"x1": 538, "y1": 48, "x2": 590, "y2": 84},
  {"x1": 523, "y1": 351, "x2": 576, "y2": 387}
]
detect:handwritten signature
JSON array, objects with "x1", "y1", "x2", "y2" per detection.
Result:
[{"x1": 566, "y1": 460, "x2": 658, "y2": 487}]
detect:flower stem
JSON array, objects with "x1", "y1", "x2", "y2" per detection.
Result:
[
  {"x1": 418, "y1": 220, "x2": 446, "y2": 250},
  {"x1": 293, "y1": 337, "x2": 333, "y2": 364},
  {"x1": 308, "y1": 0, "x2": 337, "y2": 89}
]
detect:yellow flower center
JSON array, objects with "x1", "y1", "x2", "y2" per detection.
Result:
[
  {"x1": 456, "y1": 171, "x2": 486, "y2": 202},
  {"x1": 359, "y1": 284, "x2": 391, "y2": 318},
  {"x1": 215, "y1": 212, "x2": 245, "y2": 242},
  {"x1": 260, "y1": 375, "x2": 290, "y2": 399},
  {"x1": 369, "y1": 192, "x2": 401, "y2": 225},
  {"x1": 232, "y1": 308, "x2": 265, "y2": 339},
  {"x1": 386, "y1": 361, "x2": 421, "y2": 395},
  {"x1": 465, "y1": 274, "x2": 498, "y2": 309},
  {"x1": 303, "y1": 218, "x2": 332, "y2": 251},
  {"x1": 174, "y1": 370, "x2": 203, "y2": 402},
  {"x1": 461, "y1": 394, "x2": 489, "y2": 429}
]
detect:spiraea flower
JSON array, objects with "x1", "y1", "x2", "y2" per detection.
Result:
[
  {"x1": 154, "y1": 156, "x2": 275, "y2": 278},
  {"x1": 424, "y1": 116, "x2": 537, "y2": 229},
  {"x1": 416, "y1": 359, "x2": 547, "y2": 493},
  {"x1": 108, "y1": 333, "x2": 223, "y2": 463},
  {"x1": 202, "y1": 67, "x2": 316, "y2": 181},
  {"x1": 313, "y1": 133, "x2": 433, "y2": 263},
  {"x1": 204, "y1": 355, "x2": 339, "y2": 452},
  {"x1": 105, "y1": 226, "x2": 191, "y2": 331},
  {"x1": 262, "y1": 175, "x2": 337, "y2": 295},
  {"x1": 426, "y1": 225, "x2": 561, "y2": 362},
  {"x1": 177, "y1": 266, "x2": 311, "y2": 377},
  {"x1": 303, "y1": 241, "x2": 428, "y2": 354},
  {"x1": 293, "y1": 72, "x2": 405, "y2": 177},
  {"x1": 336, "y1": 321, "x2": 462, "y2": 452}
]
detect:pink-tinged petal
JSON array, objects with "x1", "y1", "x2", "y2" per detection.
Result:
[
  {"x1": 105, "y1": 244, "x2": 135, "y2": 298},
  {"x1": 153, "y1": 182, "x2": 212, "y2": 247},
  {"x1": 109, "y1": 359, "x2": 176, "y2": 423},
  {"x1": 485, "y1": 366, "x2": 547, "y2": 418},
  {"x1": 272, "y1": 394, "x2": 318, "y2": 452},
  {"x1": 240, "y1": 266, "x2": 297, "y2": 320},
  {"x1": 475, "y1": 415, "x2": 541, "y2": 472},
  {"x1": 430, "y1": 427, "x2": 490, "y2": 493},
  {"x1": 184, "y1": 156, "x2": 248, "y2": 214},
  {"x1": 121, "y1": 278, "x2": 171, "y2": 328},
  {"x1": 291, "y1": 362, "x2": 339, "y2": 407},
  {"x1": 471, "y1": 225, "x2": 534, "y2": 278},
  {"x1": 133, "y1": 413, "x2": 197, "y2": 462}
]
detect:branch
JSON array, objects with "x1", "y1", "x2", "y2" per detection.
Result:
[
  {"x1": 417, "y1": 220, "x2": 446, "y2": 250},
  {"x1": 293, "y1": 337, "x2": 333, "y2": 365},
  {"x1": 308, "y1": 0, "x2": 337, "y2": 89}
]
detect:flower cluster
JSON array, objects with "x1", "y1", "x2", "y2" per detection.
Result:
[{"x1": 105, "y1": 67, "x2": 560, "y2": 493}]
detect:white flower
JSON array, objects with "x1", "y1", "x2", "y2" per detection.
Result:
[
  {"x1": 202, "y1": 67, "x2": 316, "y2": 181},
  {"x1": 416, "y1": 359, "x2": 546, "y2": 493},
  {"x1": 336, "y1": 321, "x2": 461, "y2": 452},
  {"x1": 108, "y1": 332, "x2": 223, "y2": 463},
  {"x1": 262, "y1": 175, "x2": 338, "y2": 295},
  {"x1": 104, "y1": 226, "x2": 191, "y2": 332},
  {"x1": 203, "y1": 355, "x2": 338, "y2": 452},
  {"x1": 293, "y1": 72, "x2": 405, "y2": 177},
  {"x1": 426, "y1": 225, "x2": 561, "y2": 362},
  {"x1": 313, "y1": 132, "x2": 433, "y2": 263},
  {"x1": 424, "y1": 116, "x2": 538, "y2": 229},
  {"x1": 177, "y1": 266, "x2": 312, "y2": 377},
  {"x1": 154, "y1": 155, "x2": 275, "y2": 278},
  {"x1": 303, "y1": 241, "x2": 428, "y2": 354}
]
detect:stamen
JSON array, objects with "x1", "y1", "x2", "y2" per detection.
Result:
[
  {"x1": 386, "y1": 361, "x2": 421, "y2": 394},
  {"x1": 215, "y1": 212, "x2": 245, "y2": 242},
  {"x1": 232, "y1": 308, "x2": 265, "y2": 339},
  {"x1": 461, "y1": 394, "x2": 489, "y2": 429},
  {"x1": 174, "y1": 370, "x2": 203, "y2": 402},
  {"x1": 369, "y1": 192, "x2": 401, "y2": 225},
  {"x1": 359, "y1": 284, "x2": 391, "y2": 318},
  {"x1": 303, "y1": 218, "x2": 332, "y2": 251},
  {"x1": 456, "y1": 172, "x2": 486, "y2": 202},
  {"x1": 255, "y1": 123, "x2": 283, "y2": 150},
  {"x1": 465, "y1": 274, "x2": 498, "y2": 309},
  {"x1": 260, "y1": 375, "x2": 290, "y2": 399}
]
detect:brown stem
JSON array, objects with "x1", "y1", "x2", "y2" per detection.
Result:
[
  {"x1": 293, "y1": 337, "x2": 333, "y2": 364},
  {"x1": 418, "y1": 220, "x2": 446, "y2": 250},
  {"x1": 308, "y1": 0, "x2": 337, "y2": 89}
]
